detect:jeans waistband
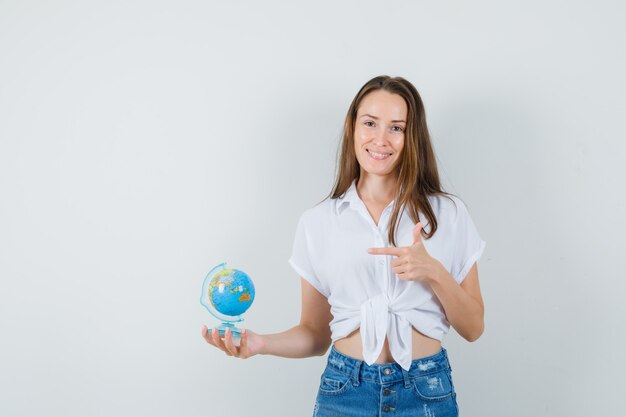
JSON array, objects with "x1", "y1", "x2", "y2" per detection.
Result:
[{"x1": 326, "y1": 345, "x2": 451, "y2": 385}]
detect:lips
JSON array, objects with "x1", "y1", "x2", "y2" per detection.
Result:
[{"x1": 367, "y1": 149, "x2": 392, "y2": 160}]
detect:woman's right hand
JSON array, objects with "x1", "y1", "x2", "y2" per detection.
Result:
[{"x1": 201, "y1": 325, "x2": 265, "y2": 359}]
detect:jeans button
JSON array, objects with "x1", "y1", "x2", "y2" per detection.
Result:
[{"x1": 383, "y1": 368, "x2": 393, "y2": 375}]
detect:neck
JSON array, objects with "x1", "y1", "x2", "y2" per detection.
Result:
[{"x1": 356, "y1": 173, "x2": 398, "y2": 204}]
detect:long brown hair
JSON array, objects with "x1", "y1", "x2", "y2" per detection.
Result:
[{"x1": 323, "y1": 75, "x2": 456, "y2": 246}]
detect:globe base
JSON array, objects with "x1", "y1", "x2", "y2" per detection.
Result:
[{"x1": 207, "y1": 322, "x2": 242, "y2": 346}]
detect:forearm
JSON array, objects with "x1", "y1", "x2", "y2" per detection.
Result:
[
  {"x1": 259, "y1": 323, "x2": 330, "y2": 358},
  {"x1": 428, "y1": 265, "x2": 484, "y2": 342}
]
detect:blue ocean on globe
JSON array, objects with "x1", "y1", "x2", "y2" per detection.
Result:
[{"x1": 208, "y1": 268, "x2": 255, "y2": 317}]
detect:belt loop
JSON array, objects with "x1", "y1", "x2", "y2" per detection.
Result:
[
  {"x1": 441, "y1": 347, "x2": 451, "y2": 371},
  {"x1": 351, "y1": 360, "x2": 362, "y2": 387},
  {"x1": 401, "y1": 368, "x2": 411, "y2": 388}
]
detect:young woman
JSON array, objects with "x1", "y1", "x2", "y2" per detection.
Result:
[{"x1": 202, "y1": 75, "x2": 486, "y2": 417}]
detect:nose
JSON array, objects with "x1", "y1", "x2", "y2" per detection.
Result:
[{"x1": 371, "y1": 125, "x2": 391, "y2": 144}]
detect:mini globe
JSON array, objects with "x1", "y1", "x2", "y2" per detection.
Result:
[{"x1": 200, "y1": 262, "x2": 255, "y2": 340}]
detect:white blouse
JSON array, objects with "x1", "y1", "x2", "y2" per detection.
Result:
[{"x1": 288, "y1": 179, "x2": 486, "y2": 371}]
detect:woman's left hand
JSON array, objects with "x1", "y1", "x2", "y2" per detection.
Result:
[{"x1": 367, "y1": 222, "x2": 443, "y2": 283}]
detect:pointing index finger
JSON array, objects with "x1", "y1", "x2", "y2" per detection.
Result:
[{"x1": 367, "y1": 247, "x2": 403, "y2": 256}]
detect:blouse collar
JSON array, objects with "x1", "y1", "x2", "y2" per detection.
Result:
[{"x1": 335, "y1": 178, "x2": 395, "y2": 216}]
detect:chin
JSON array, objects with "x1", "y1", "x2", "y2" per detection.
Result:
[{"x1": 362, "y1": 168, "x2": 396, "y2": 177}]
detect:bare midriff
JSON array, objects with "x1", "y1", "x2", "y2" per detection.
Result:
[{"x1": 333, "y1": 327, "x2": 442, "y2": 363}]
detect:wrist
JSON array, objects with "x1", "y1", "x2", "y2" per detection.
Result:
[
  {"x1": 428, "y1": 260, "x2": 448, "y2": 286},
  {"x1": 257, "y1": 334, "x2": 270, "y2": 355}
]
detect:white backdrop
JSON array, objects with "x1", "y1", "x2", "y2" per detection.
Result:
[{"x1": 1, "y1": 1, "x2": 624, "y2": 416}]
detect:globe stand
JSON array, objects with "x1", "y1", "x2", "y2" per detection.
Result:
[
  {"x1": 214, "y1": 322, "x2": 241, "y2": 337},
  {"x1": 200, "y1": 262, "x2": 254, "y2": 347}
]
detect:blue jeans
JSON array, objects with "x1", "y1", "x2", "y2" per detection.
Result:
[{"x1": 313, "y1": 345, "x2": 459, "y2": 417}]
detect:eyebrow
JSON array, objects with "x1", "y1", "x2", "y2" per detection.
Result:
[{"x1": 359, "y1": 113, "x2": 406, "y2": 123}]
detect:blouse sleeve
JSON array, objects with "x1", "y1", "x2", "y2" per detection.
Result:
[
  {"x1": 288, "y1": 213, "x2": 329, "y2": 298},
  {"x1": 450, "y1": 197, "x2": 487, "y2": 284}
]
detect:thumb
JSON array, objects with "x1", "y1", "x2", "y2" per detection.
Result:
[{"x1": 412, "y1": 222, "x2": 424, "y2": 246}]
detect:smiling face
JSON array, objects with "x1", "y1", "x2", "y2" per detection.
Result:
[{"x1": 354, "y1": 89, "x2": 407, "y2": 179}]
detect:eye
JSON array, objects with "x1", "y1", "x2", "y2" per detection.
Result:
[
  {"x1": 364, "y1": 121, "x2": 375, "y2": 127},
  {"x1": 392, "y1": 125, "x2": 404, "y2": 132}
]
